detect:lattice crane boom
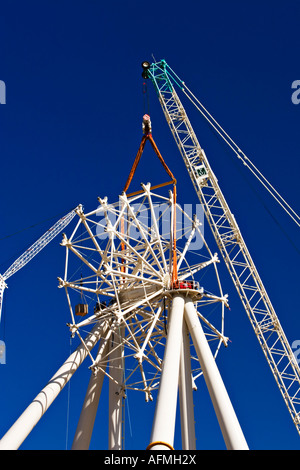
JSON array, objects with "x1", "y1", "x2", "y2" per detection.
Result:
[
  {"x1": 0, "y1": 207, "x2": 78, "y2": 322},
  {"x1": 145, "y1": 59, "x2": 300, "y2": 436}
]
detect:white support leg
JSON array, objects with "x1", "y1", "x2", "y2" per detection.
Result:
[
  {"x1": 179, "y1": 319, "x2": 196, "y2": 450},
  {"x1": 71, "y1": 325, "x2": 110, "y2": 450},
  {"x1": 0, "y1": 322, "x2": 105, "y2": 450},
  {"x1": 108, "y1": 325, "x2": 124, "y2": 450},
  {"x1": 148, "y1": 294, "x2": 185, "y2": 451},
  {"x1": 184, "y1": 297, "x2": 248, "y2": 450}
]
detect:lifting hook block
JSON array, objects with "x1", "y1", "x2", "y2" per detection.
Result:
[{"x1": 142, "y1": 114, "x2": 152, "y2": 135}]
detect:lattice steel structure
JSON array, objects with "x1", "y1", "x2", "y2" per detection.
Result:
[
  {"x1": 0, "y1": 186, "x2": 242, "y2": 449},
  {"x1": 146, "y1": 59, "x2": 300, "y2": 436}
]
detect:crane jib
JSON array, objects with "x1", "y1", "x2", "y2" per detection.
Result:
[
  {"x1": 145, "y1": 59, "x2": 300, "y2": 437},
  {"x1": 0, "y1": 208, "x2": 78, "y2": 324}
]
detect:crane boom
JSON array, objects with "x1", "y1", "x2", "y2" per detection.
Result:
[
  {"x1": 146, "y1": 59, "x2": 300, "y2": 436},
  {"x1": 0, "y1": 207, "x2": 78, "y2": 322}
]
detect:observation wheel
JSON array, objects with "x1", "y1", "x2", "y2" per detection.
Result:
[
  {"x1": 2, "y1": 59, "x2": 299, "y2": 449},
  {"x1": 57, "y1": 183, "x2": 231, "y2": 449},
  {"x1": 0, "y1": 116, "x2": 248, "y2": 451}
]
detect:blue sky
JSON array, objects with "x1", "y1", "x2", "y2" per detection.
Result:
[{"x1": 1, "y1": 0, "x2": 300, "y2": 450}]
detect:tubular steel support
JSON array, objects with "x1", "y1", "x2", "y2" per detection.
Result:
[
  {"x1": 0, "y1": 322, "x2": 105, "y2": 450},
  {"x1": 179, "y1": 319, "x2": 196, "y2": 450},
  {"x1": 108, "y1": 326, "x2": 124, "y2": 450},
  {"x1": 148, "y1": 294, "x2": 185, "y2": 450},
  {"x1": 184, "y1": 297, "x2": 248, "y2": 450},
  {"x1": 72, "y1": 325, "x2": 110, "y2": 450}
]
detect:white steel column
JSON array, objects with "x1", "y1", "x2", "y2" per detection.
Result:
[
  {"x1": 148, "y1": 294, "x2": 185, "y2": 450},
  {"x1": 71, "y1": 325, "x2": 110, "y2": 450},
  {"x1": 108, "y1": 325, "x2": 124, "y2": 450},
  {"x1": 179, "y1": 319, "x2": 196, "y2": 450},
  {"x1": 0, "y1": 322, "x2": 105, "y2": 450},
  {"x1": 184, "y1": 297, "x2": 248, "y2": 450}
]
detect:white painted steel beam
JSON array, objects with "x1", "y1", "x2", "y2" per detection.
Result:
[
  {"x1": 184, "y1": 297, "x2": 248, "y2": 450},
  {"x1": 72, "y1": 324, "x2": 110, "y2": 450},
  {"x1": 179, "y1": 319, "x2": 196, "y2": 450},
  {"x1": 0, "y1": 322, "x2": 104, "y2": 450},
  {"x1": 149, "y1": 294, "x2": 185, "y2": 450},
  {"x1": 108, "y1": 325, "x2": 124, "y2": 450}
]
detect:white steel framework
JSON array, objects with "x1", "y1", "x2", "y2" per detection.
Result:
[
  {"x1": 2, "y1": 59, "x2": 297, "y2": 449},
  {"x1": 146, "y1": 59, "x2": 300, "y2": 436},
  {"x1": 58, "y1": 187, "x2": 228, "y2": 397},
  {"x1": 0, "y1": 321, "x2": 105, "y2": 450},
  {"x1": 0, "y1": 186, "x2": 240, "y2": 449}
]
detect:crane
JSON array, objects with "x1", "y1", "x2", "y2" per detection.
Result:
[
  {"x1": 142, "y1": 59, "x2": 300, "y2": 436},
  {"x1": 0, "y1": 207, "x2": 79, "y2": 324},
  {"x1": 1, "y1": 61, "x2": 299, "y2": 450}
]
